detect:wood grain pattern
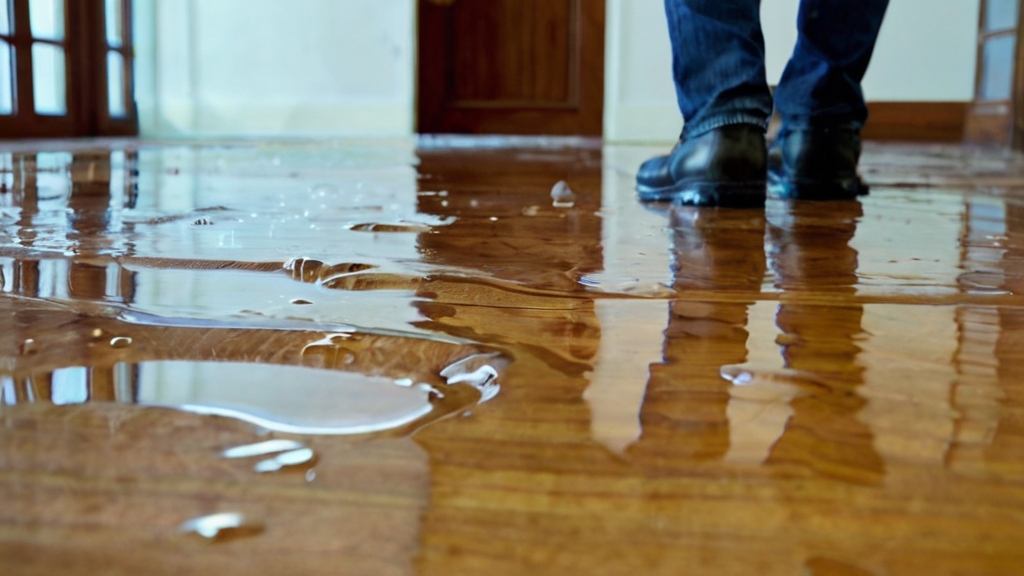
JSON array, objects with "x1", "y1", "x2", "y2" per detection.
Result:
[{"x1": 2, "y1": 140, "x2": 1024, "y2": 575}]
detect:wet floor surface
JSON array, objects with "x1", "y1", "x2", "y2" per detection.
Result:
[{"x1": 1, "y1": 138, "x2": 1024, "y2": 575}]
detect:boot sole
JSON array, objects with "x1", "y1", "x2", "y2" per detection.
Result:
[
  {"x1": 768, "y1": 173, "x2": 869, "y2": 200},
  {"x1": 636, "y1": 180, "x2": 766, "y2": 208}
]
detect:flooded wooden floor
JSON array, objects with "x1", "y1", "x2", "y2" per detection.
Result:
[{"x1": 1, "y1": 139, "x2": 1024, "y2": 575}]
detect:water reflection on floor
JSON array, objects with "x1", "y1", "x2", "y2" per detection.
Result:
[{"x1": 2, "y1": 140, "x2": 1024, "y2": 574}]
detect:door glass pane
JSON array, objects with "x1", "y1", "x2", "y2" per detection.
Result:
[
  {"x1": 986, "y1": 0, "x2": 1020, "y2": 32},
  {"x1": 105, "y1": 0, "x2": 122, "y2": 47},
  {"x1": 32, "y1": 42, "x2": 65, "y2": 114},
  {"x1": 0, "y1": 0, "x2": 11, "y2": 36},
  {"x1": 29, "y1": 0, "x2": 64, "y2": 40},
  {"x1": 980, "y1": 34, "x2": 1017, "y2": 101},
  {"x1": 107, "y1": 50, "x2": 125, "y2": 117},
  {"x1": 0, "y1": 40, "x2": 11, "y2": 114}
]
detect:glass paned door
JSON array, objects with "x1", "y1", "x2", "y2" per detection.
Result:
[
  {"x1": 966, "y1": 0, "x2": 1024, "y2": 148},
  {"x1": 0, "y1": 0, "x2": 136, "y2": 138}
]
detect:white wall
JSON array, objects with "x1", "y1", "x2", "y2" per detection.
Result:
[
  {"x1": 604, "y1": 0, "x2": 983, "y2": 142},
  {"x1": 134, "y1": 0, "x2": 415, "y2": 138},
  {"x1": 134, "y1": 0, "x2": 981, "y2": 140}
]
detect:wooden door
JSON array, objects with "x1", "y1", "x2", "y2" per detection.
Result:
[
  {"x1": 417, "y1": 0, "x2": 605, "y2": 136},
  {"x1": 964, "y1": 0, "x2": 1024, "y2": 148},
  {"x1": 0, "y1": 0, "x2": 136, "y2": 139}
]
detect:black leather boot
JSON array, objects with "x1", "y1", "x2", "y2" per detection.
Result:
[
  {"x1": 636, "y1": 124, "x2": 767, "y2": 208},
  {"x1": 768, "y1": 126, "x2": 869, "y2": 200}
]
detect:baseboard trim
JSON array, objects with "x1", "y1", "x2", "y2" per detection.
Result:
[{"x1": 863, "y1": 101, "x2": 968, "y2": 142}]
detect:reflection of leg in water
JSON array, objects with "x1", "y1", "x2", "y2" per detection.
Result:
[
  {"x1": 765, "y1": 201, "x2": 884, "y2": 484},
  {"x1": 629, "y1": 207, "x2": 766, "y2": 465}
]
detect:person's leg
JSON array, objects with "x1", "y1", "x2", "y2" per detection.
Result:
[
  {"x1": 769, "y1": 0, "x2": 890, "y2": 200},
  {"x1": 666, "y1": 0, "x2": 773, "y2": 138},
  {"x1": 636, "y1": 0, "x2": 770, "y2": 208}
]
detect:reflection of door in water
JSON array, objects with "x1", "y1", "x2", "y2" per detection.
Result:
[
  {"x1": 417, "y1": 0, "x2": 605, "y2": 136},
  {"x1": 0, "y1": 0, "x2": 137, "y2": 138}
]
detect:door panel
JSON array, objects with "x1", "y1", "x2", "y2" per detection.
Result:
[
  {"x1": 965, "y1": 0, "x2": 1024, "y2": 148},
  {"x1": 418, "y1": 0, "x2": 605, "y2": 136}
]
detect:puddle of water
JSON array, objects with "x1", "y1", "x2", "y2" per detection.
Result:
[{"x1": 1, "y1": 354, "x2": 506, "y2": 437}]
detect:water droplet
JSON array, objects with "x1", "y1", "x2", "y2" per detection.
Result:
[
  {"x1": 253, "y1": 448, "x2": 316, "y2": 473},
  {"x1": 440, "y1": 353, "x2": 504, "y2": 402},
  {"x1": 394, "y1": 378, "x2": 414, "y2": 387},
  {"x1": 90, "y1": 328, "x2": 104, "y2": 338},
  {"x1": 179, "y1": 512, "x2": 263, "y2": 542},
  {"x1": 551, "y1": 180, "x2": 576, "y2": 208},
  {"x1": 305, "y1": 469, "x2": 317, "y2": 482},
  {"x1": 19, "y1": 339, "x2": 37, "y2": 356},
  {"x1": 109, "y1": 336, "x2": 132, "y2": 349},
  {"x1": 290, "y1": 298, "x2": 313, "y2": 305},
  {"x1": 221, "y1": 439, "x2": 305, "y2": 459}
]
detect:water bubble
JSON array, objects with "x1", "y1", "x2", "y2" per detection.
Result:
[
  {"x1": 254, "y1": 448, "x2": 316, "y2": 473},
  {"x1": 551, "y1": 180, "x2": 576, "y2": 208},
  {"x1": 489, "y1": 217, "x2": 499, "y2": 222},
  {"x1": 90, "y1": 328, "x2": 104, "y2": 338},
  {"x1": 179, "y1": 512, "x2": 263, "y2": 542},
  {"x1": 109, "y1": 336, "x2": 132, "y2": 349}
]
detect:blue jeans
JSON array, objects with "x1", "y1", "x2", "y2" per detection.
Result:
[{"x1": 665, "y1": 0, "x2": 890, "y2": 138}]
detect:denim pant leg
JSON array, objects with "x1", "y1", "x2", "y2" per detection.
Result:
[
  {"x1": 774, "y1": 0, "x2": 890, "y2": 129},
  {"x1": 664, "y1": 0, "x2": 773, "y2": 139}
]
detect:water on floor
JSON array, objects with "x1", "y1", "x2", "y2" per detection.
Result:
[{"x1": 1, "y1": 139, "x2": 1024, "y2": 575}]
